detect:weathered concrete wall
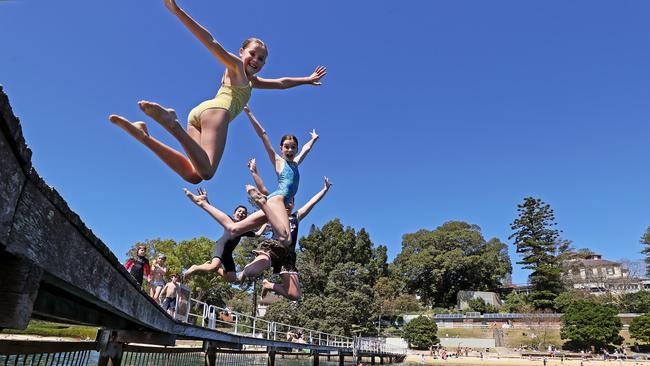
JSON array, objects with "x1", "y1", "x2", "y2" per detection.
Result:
[{"x1": 0, "y1": 86, "x2": 342, "y2": 351}]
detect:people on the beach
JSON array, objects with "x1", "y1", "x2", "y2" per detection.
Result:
[
  {"x1": 124, "y1": 245, "x2": 151, "y2": 286},
  {"x1": 159, "y1": 273, "x2": 180, "y2": 317},
  {"x1": 181, "y1": 195, "x2": 265, "y2": 283},
  {"x1": 108, "y1": 0, "x2": 326, "y2": 184},
  {"x1": 149, "y1": 253, "x2": 167, "y2": 303}
]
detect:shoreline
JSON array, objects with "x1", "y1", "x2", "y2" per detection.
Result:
[{"x1": 404, "y1": 355, "x2": 650, "y2": 365}]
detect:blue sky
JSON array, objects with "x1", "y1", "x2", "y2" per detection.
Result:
[{"x1": 2, "y1": 0, "x2": 649, "y2": 284}]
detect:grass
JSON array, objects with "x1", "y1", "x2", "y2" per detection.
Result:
[
  {"x1": 1, "y1": 320, "x2": 98, "y2": 340},
  {"x1": 438, "y1": 327, "x2": 638, "y2": 349}
]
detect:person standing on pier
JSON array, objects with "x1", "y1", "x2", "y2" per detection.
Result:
[
  {"x1": 159, "y1": 273, "x2": 180, "y2": 317},
  {"x1": 149, "y1": 253, "x2": 168, "y2": 303},
  {"x1": 124, "y1": 245, "x2": 151, "y2": 287}
]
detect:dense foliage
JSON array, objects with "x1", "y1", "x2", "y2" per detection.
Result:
[
  {"x1": 510, "y1": 197, "x2": 565, "y2": 310},
  {"x1": 402, "y1": 316, "x2": 439, "y2": 350},
  {"x1": 641, "y1": 227, "x2": 650, "y2": 278},
  {"x1": 393, "y1": 221, "x2": 511, "y2": 307},
  {"x1": 263, "y1": 219, "x2": 387, "y2": 336},
  {"x1": 630, "y1": 313, "x2": 650, "y2": 343},
  {"x1": 126, "y1": 237, "x2": 247, "y2": 308},
  {"x1": 560, "y1": 300, "x2": 623, "y2": 350}
]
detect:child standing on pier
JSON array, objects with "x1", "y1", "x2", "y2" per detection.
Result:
[
  {"x1": 159, "y1": 274, "x2": 180, "y2": 317},
  {"x1": 149, "y1": 253, "x2": 168, "y2": 303},
  {"x1": 124, "y1": 245, "x2": 151, "y2": 287}
]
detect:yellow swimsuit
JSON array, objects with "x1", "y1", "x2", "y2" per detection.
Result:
[{"x1": 187, "y1": 74, "x2": 252, "y2": 130}]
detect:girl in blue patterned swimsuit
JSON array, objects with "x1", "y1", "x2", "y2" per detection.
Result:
[{"x1": 243, "y1": 105, "x2": 319, "y2": 248}]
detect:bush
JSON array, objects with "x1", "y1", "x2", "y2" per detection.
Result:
[
  {"x1": 618, "y1": 292, "x2": 650, "y2": 313},
  {"x1": 560, "y1": 300, "x2": 623, "y2": 351},
  {"x1": 403, "y1": 316, "x2": 438, "y2": 350},
  {"x1": 630, "y1": 313, "x2": 650, "y2": 343}
]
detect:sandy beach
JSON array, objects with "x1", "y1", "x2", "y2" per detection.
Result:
[{"x1": 404, "y1": 355, "x2": 650, "y2": 366}]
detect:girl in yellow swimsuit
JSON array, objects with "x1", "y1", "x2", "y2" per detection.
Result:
[{"x1": 109, "y1": 0, "x2": 326, "y2": 184}]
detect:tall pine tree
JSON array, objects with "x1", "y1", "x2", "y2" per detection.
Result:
[
  {"x1": 509, "y1": 197, "x2": 564, "y2": 310},
  {"x1": 640, "y1": 227, "x2": 650, "y2": 277}
]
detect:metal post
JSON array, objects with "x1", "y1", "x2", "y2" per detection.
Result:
[
  {"x1": 312, "y1": 350, "x2": 319, "y2": 366},
  {"x1": 339, "y1": 353, "x2": 345, "y2": 366},
  {"x1": 97, "y1": 331, "x2": 124, "y2": 366},
  {"x1": 204, "y1": 341, "x2": 217, "y2": 366},
  {"x1": 253, "y1": 318, "x2": 257, "y2": 337},
  {"x1": 267, "y1": 348, "x2": 276, "y2": 366},
  {"x1": 234, "y1": 315, "x2": 239, "y2": 334}
]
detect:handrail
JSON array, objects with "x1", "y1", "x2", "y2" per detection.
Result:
[{"x1": 180, "y1": 299, "x2": 403, "y2": 354}]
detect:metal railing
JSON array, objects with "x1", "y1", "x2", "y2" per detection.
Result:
[
  {"x1": 184, "y1": 299, "x2": 402, "y2": 354},
  {"x1": 0, "y1": 340, "x2": 97, "y2": 366}
]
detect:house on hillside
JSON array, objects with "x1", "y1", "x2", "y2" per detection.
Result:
[{"x1": 563, "y1": 253, "x2": 649, "y2": 294}]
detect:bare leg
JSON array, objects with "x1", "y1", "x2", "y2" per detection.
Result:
[
  {"x1": 109, "y1": 115, "x2": 202, "y2": 184},
  {"x1": 239, "y1": 253, "x2": 271, "y2": 281},
  {"x1": 263, "y1": 275, "x2": 301, "y2": 301},
  {"x1": 184, "y1": 258, "x2": 222, "y2": 279},
  {"x1": 220, "y1": 270, "x2": 237, "y2": 283},
  {"x1": 152, "y1": 286, "x2": 163, "y2": 304},
  {"x1": 138, "y1": 101, "x2": 230, "y2": 180},
  {"x1": 248, "y1": 189, "x2": 291, "y2": 246}
]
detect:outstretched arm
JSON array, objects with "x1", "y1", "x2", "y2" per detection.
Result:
[
  {"x1": 255, "y1": 223, "x2": 268, "y2": 237},
  {"x1": 243, "y1": 106, "x2": 278, "y2": 167},
  {"x1": 251, "y1": 66, "x2": 327, "y2": 89},
  {"x1": 295, "y1": 129, "x2": 319, "y2": 165},
  {"x1": 296, "y1": 177, "x2": 332, "y2": 221},
  {"x1": 164, "y1": 0, "x2": 242, "y2": 73},
  {"x1": 248, "y1": 158, "x2": 270, "y2": 195}
]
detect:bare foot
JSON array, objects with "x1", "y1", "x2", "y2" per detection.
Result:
[
  {"x1": 262, "y1": 279, "x2": 274, "y2": 290},
  {"x1": 138, "y1": 100, "x2": 180, "y2": 131},
  {"x1": 182, "y1": 265, "x2": 197, "y2": 281},
  {"x1": 109, "y1": 115, "x2": 150, "y2": 142},
  {"x1": 246, "y1": 184, "x2": 267, "y2": 207},
  {"x1": 261, "y1": 279, "x2": 274, "y2": 298}
]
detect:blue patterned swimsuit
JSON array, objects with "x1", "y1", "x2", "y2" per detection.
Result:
[{"x1": 267, "y1": 158, "x2": 300, "y2": 206}]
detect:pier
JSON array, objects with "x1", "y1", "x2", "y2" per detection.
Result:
[{"x1": 0, "y1": 86, "x2": 406, "y2": 365}]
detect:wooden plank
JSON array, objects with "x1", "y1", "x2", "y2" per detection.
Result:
[
  {"x1": 0, "y1": 253, "x2": 43, "y2": 329},
  {"x1": 6, "y1": 180, "x2": 171, "y2": 330},
  {"x1": 0, "y1": 86, "x2": 32, "y2": 171},
  {"x1": 0, "y1": 131, "x2": 25, "y2": 246}
]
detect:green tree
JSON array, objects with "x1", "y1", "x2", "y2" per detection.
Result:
[
  {"x1": 509, "y1": 197, "x2": 565, "y2": 310},
  {"x1": 126, "y1": 237, "x2": 238, "y2": 307},
  {"x1": 264, "y1": 219, "x2": 387, "y2": 336},
  {"x1": 560, "y1": 300, "x2": 623, "y2": 350},
  {"x1": 641, "y1": 227, "x2": 650, "y2": 277},
  {"x1": 402, "y1": 316, "x2": 438, "y2": 350},
  {"x1": 553, "y1": 291, "x2": 595, "y2": 313},
  {"x1": 617, "y1": 291, "x2": 650, "y2": 313},
  {"x1": 393, "y1": 221, "x2": 511, "y2": 307},
  {"x1": 629, "y1": 313, "x2": 650, "y2": 343},
  {"x1": 467, "y1": 298, "x2": 499, "y2": 314},
  {"x1": 502, "y1": 292, "x2": 532, "y2": 313}
]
